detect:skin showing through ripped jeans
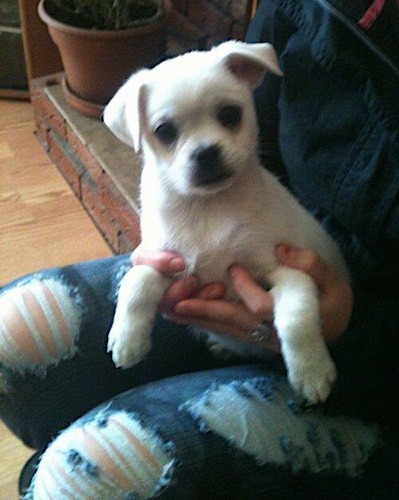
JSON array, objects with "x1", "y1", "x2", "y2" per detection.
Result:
[
  {"x1": 27, "y1": 411, "x2": 175, "y2": 500},
  {"x1": 0, "y1": 279, "x2": 81, "y2": 374}
]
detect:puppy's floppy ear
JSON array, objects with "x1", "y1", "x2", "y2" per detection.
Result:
[
  {"x1": 103, "y1": 69, "x2": 149, "y2": 152},
  {"x1": 215, "y1": 40, "x2": 283, "y2": 89}
]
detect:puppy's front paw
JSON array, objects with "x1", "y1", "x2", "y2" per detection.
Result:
[
  {"x1": 107, "y1": 321, "x2": 152, "y2": 369},
  {"x1": 282, "y1": 334, "x2": 337, "y2": 404},
  {"x1": 288, "y1": 352, "x2": 337, "y2": 404},
  {"x1": 289, "y1": 362, "x2": 337, "y2": 404}
]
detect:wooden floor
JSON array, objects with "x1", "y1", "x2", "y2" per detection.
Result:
[{"x1": 0, "y1": 99, "x2": 112, "y2": 498}]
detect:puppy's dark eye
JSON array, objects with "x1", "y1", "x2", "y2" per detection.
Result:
[
  {"x1": 217, "y1": 105, "x2": 242, "y2": 130},
  {"x1": 154, "y1": 121, "x2": 178, "y2": 146}
]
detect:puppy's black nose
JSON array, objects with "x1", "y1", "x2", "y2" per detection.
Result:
[
  {"x1": 192, "y1": 145, "x2": 221, "y2": 168},
  {"x1": 191, "y1": 145, "x2": 231, "y2": 185}
]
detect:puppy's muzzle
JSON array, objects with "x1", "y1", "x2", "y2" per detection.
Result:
[{"x1": 190, "y1": 145, "x2": 232, "y2": 186}]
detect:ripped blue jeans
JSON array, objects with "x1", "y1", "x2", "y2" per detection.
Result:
[{"x1": 0, "y1": 256, "x2": 384, "y2": 498}]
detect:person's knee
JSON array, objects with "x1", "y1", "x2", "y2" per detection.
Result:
[
  {"x1": 27, "y1": 410, "x2": 175, "y2": 499},
  {"x1": 0, "y1": 278, "x2": 82, "y2": 374},
  {"x1": 181, "y1": 377, "x2": 380, "y2": 476}
]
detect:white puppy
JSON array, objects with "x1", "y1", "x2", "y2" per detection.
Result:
[{"x1": 103, "y1": 41, "x2": 347, "y2": 404}]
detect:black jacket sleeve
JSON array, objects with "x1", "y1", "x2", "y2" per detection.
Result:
[{"x1": 247, "y1": 0, "x2": 399, "y2": 433}]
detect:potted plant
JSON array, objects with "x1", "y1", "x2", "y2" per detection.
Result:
[{"x1": 38, "y1": 0, "x2": 171, "y2": 118}]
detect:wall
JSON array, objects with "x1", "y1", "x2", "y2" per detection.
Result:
[{"x1": 169, "y1": 0, "x2": 255, "y2": 52}]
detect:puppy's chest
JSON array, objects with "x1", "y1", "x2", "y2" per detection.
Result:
[{"x1": 167, "y1": 216, "x2": 275, "y2": 287}]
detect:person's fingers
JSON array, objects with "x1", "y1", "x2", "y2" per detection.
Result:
[
  {"x1": 174, "y1": 298, "x2": 262, "y2": 332},
  {"x1": 170, "y1": 313, "x2": 246, "y2": 336},
  {"x1": 131, "y1": 246, "x2": 186, "y2": 274},
  {"x1": 228, "y1": 265, "x2": 274, "y2": 321},
  {"x1": 195, "y1": 282, "x2": 226, "y2": 300},
  {"x1": 168, "y1": 305, "x2": 281, "y2": 353},
  {"x1": 275, "y1": 245, "x2": 353, "y2": 343},
  {"x1": 275, "y1": 246, "x2": 336, "y2": 288},
  {"x1": 160, "y1": 275, "x2": 201, "y2": 313}
]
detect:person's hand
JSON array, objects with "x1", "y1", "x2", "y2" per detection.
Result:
[
  {"x1": 275, "y1": 245, "x2": 353, "y2": 343},
  {"x1": 170, "y1": 264, "x2": 281, "y2": 353},
  {"x1": 131, "y1": 245, "x2": 203, "y2": 312},
  {"x1": 131, "y1": 246, "x2": 187, "y2": 275},
  {"x1": 131, "y1": 244, "x2": 353, "y2": 352},
  {"x1": 131, "y1": 245, "x2": 277, "y2": 351}
]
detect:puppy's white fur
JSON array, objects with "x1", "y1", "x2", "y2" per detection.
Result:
[{"x1": 104, "y1": 41, "x2": 347, "y2": 403}]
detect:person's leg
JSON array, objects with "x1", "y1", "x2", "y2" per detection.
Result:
[
  {"x1": 0, "y1": 255, "x2": 239, "y2": 449},
  {"x1": 25, "y1": 365, "x2": 381, "y2": 499}
]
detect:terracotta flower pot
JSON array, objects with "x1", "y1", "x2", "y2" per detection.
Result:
[{"x1": 38, "y1": 0, "x2": 171, "y2": 118}]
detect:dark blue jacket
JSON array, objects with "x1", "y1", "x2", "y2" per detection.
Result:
[{"x1": 247, "y1": 0, "x2": 399, "y2": 435}]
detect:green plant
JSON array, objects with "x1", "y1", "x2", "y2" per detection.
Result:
[{"x1": 46, "y1": 0, "x2": 159, "y2": 30}]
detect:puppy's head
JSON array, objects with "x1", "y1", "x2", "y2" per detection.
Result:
[{"x1": 104, "y1": 41, "x2": 282, "y2": 196}]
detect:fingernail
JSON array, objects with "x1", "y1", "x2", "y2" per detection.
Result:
[
  {"x1": 209, "y1": 283, "x2": 224, "y2": 296},
  {"x1": 173, "y1": 303, "x2": 185, "y2": 315},
  {"x1": 185, "y1": 275, "x2": 200, "y2": 291},
  {"x1": 275, "y1": 245, "x2": 292, "y2": 259},
  {"x1": 199, "y1": 283, "x2": 224, "y2": 299},
  {"x1": 228, "y1": 264, "x2": 242, "y2": 277},
  {"x1": 169, "y1": 257, "x2": 186, "y2": 272}
]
